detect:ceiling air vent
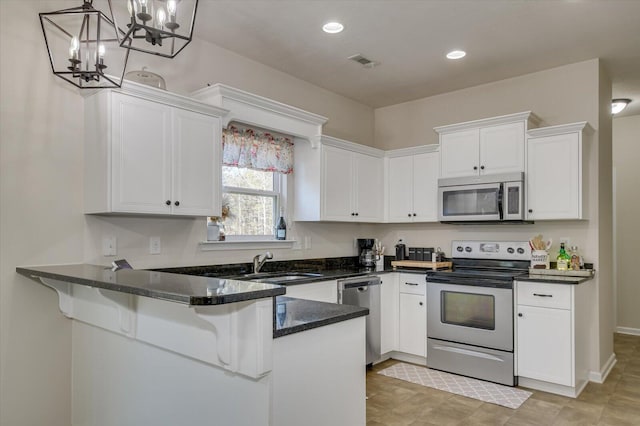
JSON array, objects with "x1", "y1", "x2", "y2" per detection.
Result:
[{"x1": 348, "y1": 54, "x2": 379, "y2": 69}]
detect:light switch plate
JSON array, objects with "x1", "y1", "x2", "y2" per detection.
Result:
[
  {"x1": 150, "y1": 237, "x2": 161, "y2": 255},
  {"x1": 102, "y1": 236, "x2": 117, "y2": 256}
]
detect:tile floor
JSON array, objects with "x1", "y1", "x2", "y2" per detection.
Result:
[{"x1": 366, "y1": 333, "x2": 640, "y2": 425}]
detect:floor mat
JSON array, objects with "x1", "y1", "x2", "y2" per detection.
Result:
[{"x1": 377, "y1": 362, "x2": 532, "y2": 409}]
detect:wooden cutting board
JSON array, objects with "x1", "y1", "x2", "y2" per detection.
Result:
[{"x1": 391, "y1": 260, "x2": 452, "y2": 270}]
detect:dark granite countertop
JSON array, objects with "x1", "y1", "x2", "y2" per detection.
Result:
[
  {"x1": 16, "y1": 264, "x2": 285, "y2": 305},
  {"x1": 157, "y1": 256, "x2": 396, "y2": 286},
  {"x1": 515, "y1": 273, "x2": 594, "y2": 285},
  {"x1": 273, "y1": 296, "x2": 368, "y2": 338}
]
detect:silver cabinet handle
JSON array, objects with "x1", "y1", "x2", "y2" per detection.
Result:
[
  {"x1": 533, "y1": 293, "x2": 553, "y2": 297},
  {"x1": 405, "y1": 282, "x2": 419, "y2": 286}
]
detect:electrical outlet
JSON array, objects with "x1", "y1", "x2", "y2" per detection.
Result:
[
  {"x1": 149, "y1": 237, "x2": 161, "y2": 255},
  {"x1": 560, "y1": 237, "x2": 570, "y2": 247},
  {"x1": 102, "y1": 236, "x2": 116, "y2": 256}
]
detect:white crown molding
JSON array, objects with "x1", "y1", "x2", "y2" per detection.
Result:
[
  {"x1": 320, "y1": 135, "x2": 385, "y2": 157},
  {"x1": 82, "y1": 79, "x2": 230, "y2": 117},
  {"x1": 434, "y1": 111, "x2": 541, "y2": 134},
  {"x1": 192, "y1": 84, "x2": 327, "y2": 145},
  {"x1": 384, "y1": 144, "x2": 439, "y2": 158},
  {"x1": 527, "y1": 121, "x2": 592, "y2": 138}
]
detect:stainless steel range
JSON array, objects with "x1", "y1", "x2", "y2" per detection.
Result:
[{"x1": 426, "y1": 240, "x2": 530, "y2": 386}]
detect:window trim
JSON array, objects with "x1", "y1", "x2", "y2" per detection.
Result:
[{"x1": 221, "y1": 167, "x2": 285, "y2": 239}]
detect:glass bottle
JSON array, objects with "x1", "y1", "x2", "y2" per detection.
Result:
[
  {"x1": 276, "y1": 208, "x2": 286, "y2": 240},
  {"x1": 569, "y1": 245, "x2": 582, "y2": 271},
  {"x1": 556, "y1": 242, "x2": 571, "y2": 271}
]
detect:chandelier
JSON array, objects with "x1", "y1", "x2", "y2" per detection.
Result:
[
  {"x1": 120, "y1": 0, "x2": 199, "y2": 58},
  {"x1": 39, "y1": 0, "x2": 129, "y2": 89}
]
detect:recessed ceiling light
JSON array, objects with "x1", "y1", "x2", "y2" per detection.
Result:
[
  {"x1": 612, "y1": 98, "x2": 631, "y2": 114},
  {"x1": 446, "y1": 50, "x2": 466, "y2": 60},
  {"x1": 323, "y1": 22, "x2": 344, "y2": 34}
]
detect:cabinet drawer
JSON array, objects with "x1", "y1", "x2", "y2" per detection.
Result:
[
  {"x1": 517, "y1": 281, "x2": 571, "y2": 310},
  {"x1": 399, "y1": 274, "x2": 426, "y2": 295}
]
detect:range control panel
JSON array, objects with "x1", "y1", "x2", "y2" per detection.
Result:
[{"x1": 451, "y1": 241, "x2": 531, "y2": 261}]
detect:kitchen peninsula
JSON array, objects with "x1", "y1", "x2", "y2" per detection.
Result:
[{"x1": 17, "y1": 264, "x2": 368, "y2": 426}]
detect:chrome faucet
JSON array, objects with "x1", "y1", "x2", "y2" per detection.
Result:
[{"x1": 253, "y1": 252, "x2": 273, "y2": 274}]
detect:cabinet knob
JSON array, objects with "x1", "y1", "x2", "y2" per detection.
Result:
[
  {"x1": 166, "y1": 200, "x2": 171, "y2": 206},
  {"x1": 528, "y1": 209, "x2": 533, "y2": 213},
  {"x1": 518, "y1": 313, "x2": 523, "y2": 317},
  {"x1": 473, "y1": 166, "x2": 478, "y2": 170},
  {"x1": 480, "y1": 165, "x2": 485, "y2": 170},
  {"x1": 413, "y1": 213, "x2": 416, "y2": 217},
  {"x1": 355, "y1": 212, "x2": 359, "y2": 216},
  {"x1": 408, "y1": 213, "x2": 412, "y2": 217},
  {"x1": 351, "y1": 213, "x2": 355, "y2": 216},
  {"x1": 419, "y1": 302, "x2": 424, "y2": 306},
  {"x1": 174, "y1": 201, "x2": 180, "y2": 206}
]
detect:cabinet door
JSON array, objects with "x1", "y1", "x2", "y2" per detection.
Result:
[
  {"x1": 440, "y1": 129, "x2": 479, "y2": 178},
  {"x1": 380, "y1": 274, "x2": 399, "y2": 354},
  {"x1": 479, "y1": 122, "x2": 525, "y2": 175},
  {"x1": 412, "y1": 152, "x2": 439, "y2": 222},
  {"x1": 517, "y1": 305, "x2": 572, "y2": 386},
  {"x1": 321, "y1": 146, "x2": 354, "y2": 220},
  {"x1": 353, "y1": 152, "x2": 384, "y2": 222},
  {"x1": 527, "y1": 133, "x2": 581, "y2": 219},
  {"x1": 172, "y1": 109, "x2": 221, "y2": 216},
  {"x1": 111, "y1": 93, "x2": 172, "y2": 214},
  {"x1": 398, "y1": 293, "x2": 426, "y2": 357},
  {"x1": 387, "y1": 156, "x2": 414, "y2": 222}
]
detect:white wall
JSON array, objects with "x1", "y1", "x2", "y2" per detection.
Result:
[
  {"x1": 374, "y1": 58, "x2": 614, "y2": 377},
  {"x1": 0, "y1": 2, "x2": 376, "y2": 425},
  {"x1": 613, "y1": 114, "x2": 640, "y2": 334}
]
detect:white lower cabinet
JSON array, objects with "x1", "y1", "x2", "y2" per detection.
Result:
[
  {"x1": 284, "y1": 280, "x2": 338, "y2": 303},
  {"x1": 380, "y1": 273, "x2": 399, "y2": 355},
  {"x1": 516, "y1": 304, "x2": 572, "y2": 386},
  {"x1": 397, "y1": 273, "x2": 426, "y2": 358},
  {"x1": 515, "y1": 280, "x2": 592, "y2": 397}
]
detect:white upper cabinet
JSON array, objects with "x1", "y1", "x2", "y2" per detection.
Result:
[
  {"x1": 526, "y1": 122, "x2": 590, "y2": 220},
  {"x1": 295, "y1": 136, "x2": 384, "y2": 222},
  {"x1": 387, "y1": 147, "x2": 439, "y2": 222},
  {"x1": 435, "y1": 112, "x2": 540, "y2": 178},
  {"x1": 84, "y1": 81, "x2": 228, "y2": 216}
]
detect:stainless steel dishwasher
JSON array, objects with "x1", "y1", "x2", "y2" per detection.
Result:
[{"x1": 338, "y1": 275, "x2": 381, "y2": 365}]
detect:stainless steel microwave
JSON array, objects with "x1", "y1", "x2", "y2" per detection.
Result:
[{"x1": 438, "y1": 172, "x2": 525, "y2": 223}]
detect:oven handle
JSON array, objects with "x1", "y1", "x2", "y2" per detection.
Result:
[
  {"x1": 498, "y1": 182, "x2": 504, "y2": 220},
  {"x1": 432, "y1": 344, "x2": 505, "y2": 362}
]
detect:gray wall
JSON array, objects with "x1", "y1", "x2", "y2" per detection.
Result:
[{"x1": 613, "y1": 114, "x2": 640, "y2": 333}]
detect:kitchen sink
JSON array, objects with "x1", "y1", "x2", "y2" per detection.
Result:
[{"x1": 223, "y1": 272, "x2": 324, "y2": 283}]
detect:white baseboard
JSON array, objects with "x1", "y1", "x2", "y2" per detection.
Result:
[
  {"x1": 616, "y1": 326, "x2": 640, "y2": 336},
  {"x1": 589, "y1": 353, "x2": 617, "y2": 383}
]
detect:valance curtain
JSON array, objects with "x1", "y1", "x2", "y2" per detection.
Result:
[{"x1": 222, "y1": 125, "x2": 294, "y2": 174}]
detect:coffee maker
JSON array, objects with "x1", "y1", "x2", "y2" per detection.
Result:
[{"x1": 357, "y1": 238, "x2": 377, "y2": 268}]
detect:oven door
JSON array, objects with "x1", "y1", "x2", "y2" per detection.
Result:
[
  {"x1": 427, "y1": 282, "x2": 513, "y2": 351},
  {"x1": 438, "y1": 182, "x2": 503, "y2": 222}
]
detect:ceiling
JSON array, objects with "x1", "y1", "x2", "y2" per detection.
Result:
[{"x1": 195, "y1": 1, "x2": 640, "y2": 117}]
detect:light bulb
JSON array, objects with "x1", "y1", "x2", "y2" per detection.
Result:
[
  {"x1": 69, "y1": 36, "x2": 79, "y2": 59},
  {"x1": 98, "y1": 44, "x2": 106, "y2": 58},
  {"x1": 156, "y1": 8, "x2": 166, "y2": 27},
  {"x1": 167, "y1": 0, "x2": 177, "y2": 15}
]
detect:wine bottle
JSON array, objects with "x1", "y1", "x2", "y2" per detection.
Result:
[
  {"x1": 556, "y1": 242, "x2": 571, "y2": 271},
  {"x1": 276, "y1": 209, "x2": 286, "y2": 240}
]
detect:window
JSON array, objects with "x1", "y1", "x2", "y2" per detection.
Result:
[{"x1": 222, "y1": 166, "x2": 284, "y2": 239}]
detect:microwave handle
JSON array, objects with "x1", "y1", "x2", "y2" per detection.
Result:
[{"x1": 498, "y1": 183, "x2": 504, "y2": 220}]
